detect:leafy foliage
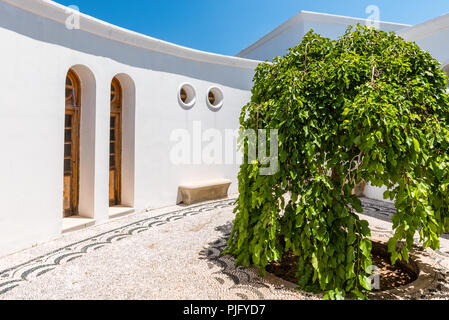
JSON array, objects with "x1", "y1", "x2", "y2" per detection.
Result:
[{"x1": 225, "y1": 26, "x2": 449, "y2": 299}]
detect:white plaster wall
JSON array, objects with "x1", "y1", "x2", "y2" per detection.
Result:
[
  {"x1": 402, "y1": 30, "x2": 449, "y2": 67},
  {"x1": 238, "y1": 13, "x2": 409, "y2": 62},
  {"x1": 0, "y1": 0, "x2": 256, "y2": 256},
  {"x1": 239, "y1": 22, "x2": 306, "y2": 61},
  {"x1": 303, "y1": 19, "x2": 407, "y2": 41},
  {"x1": 363, "y1": 184, "x2": 393, "y2": 203}
]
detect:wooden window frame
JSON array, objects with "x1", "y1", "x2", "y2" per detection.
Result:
[
  {"x1": 64, "y1": 69, "x2": 81, "y2": 217},
  {"x1": 109, "y1": 77, "x2": 122, "y2": 206}
]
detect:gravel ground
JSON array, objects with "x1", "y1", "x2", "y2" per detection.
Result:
[
  {"x1": 0, "y1": 197, "x2": 448, "y2": 300},
  {"x1": 0, "y1": 198, "x2": 315, "y2": 300}
]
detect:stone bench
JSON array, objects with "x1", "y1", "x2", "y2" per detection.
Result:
[{"x1": 179, "y1": 179, "x2": 232, "y2": 205}]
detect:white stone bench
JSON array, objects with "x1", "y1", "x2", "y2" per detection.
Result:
[{"x1": 179, "y1": 179, "x2": 232, "y2": 205}]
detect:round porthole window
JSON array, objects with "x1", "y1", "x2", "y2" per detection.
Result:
[
  {"x1": 178, "y1": 83, "x2": 196, "y2": 109},
  {"x1": 206, "y1": 87, "x2": 224, "y2": 110}
]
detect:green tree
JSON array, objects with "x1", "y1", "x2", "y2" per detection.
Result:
[{"x1": 225, "y1": 26, "x2": 449, "y2": 300}]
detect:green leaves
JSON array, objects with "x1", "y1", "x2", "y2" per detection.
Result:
[
  {"x1": 360, "y1": 239, "x2": 372, "y2": 258},
  {"x1": 311, "y1": 252, "x2": 319, "y2": 270},
  {"x1": 359, "y1": 275, "x2": 372, "y2": 291},
  {"x1": 413, "y1": 137, "x2": 420, "y2": 153},
  {"x1": 227, "y1": 24, "x2": 449, "y2": 301},
  {"x1": 346, "y1": 232, "x2": 357, "y2": 245},
  {"x1": 253, "y1": 243, "x2": 263, "y2": 265}
]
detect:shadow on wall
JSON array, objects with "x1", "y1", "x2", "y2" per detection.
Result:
[{"x1": 0, "y1": 2, "x2": 255, "y2": 90}]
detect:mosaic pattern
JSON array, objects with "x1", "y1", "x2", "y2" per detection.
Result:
[
  {"x1": 199, "y1": 224, "x2": 317, "y2": 300},
  {"x1": 0, "y1": 198, "x2": 236, "y2": 296},
  {"x1": 360, "y1": 200, "x2": 449, "y2": 299},
  {"x1": 0, "y1": 196, "x2": 448, "y2": 299},
  {"x1": 200, "y1": 198, "x2": 449, "y2": 300},
  {"x1": 361, "y1": 197, "x2": 396, "y2": 220},
  {"x1": 200, "y1": 229, "x2": 270, "y2": 300}
]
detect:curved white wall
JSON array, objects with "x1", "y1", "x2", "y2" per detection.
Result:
[{"x1": 0, "y1": 0, "x2": 259, "y2": 256}]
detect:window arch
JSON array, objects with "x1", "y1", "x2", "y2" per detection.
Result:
[
  {"x1": 65, "y1": 69, "x2": 80, "y2": 107},
  {"x1": 110, "y1": 77, "x2": 122, "y2": 107},
  {"x1": 110, "y1": 73, "x2": 136, "y2": 209},
  {"x1": 109, "y1": 77, "x2": 123, "y2": 206},
  {"x1": 63, "y1": 69, "x2": 81, "y2": 217}
]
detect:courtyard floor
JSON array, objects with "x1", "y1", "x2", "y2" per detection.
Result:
[{"x1": 0, "y1": 196, "x2": 448, "y2": 300}]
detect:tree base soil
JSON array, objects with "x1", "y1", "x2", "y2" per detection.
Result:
[{"x1": 266, "y1": 242, "x2": 417, "y2": 292}]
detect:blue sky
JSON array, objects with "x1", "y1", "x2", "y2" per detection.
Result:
[{"x1": 53, "y1": 0, "x2": 449, "y2": 56}]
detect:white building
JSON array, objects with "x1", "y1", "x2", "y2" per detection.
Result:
[
  {"x1": 237, "y1": 11, "x2": 410, "y2": 61},
  {"x1": 1, "y1": 0, "x2": 449, "y2": 257}
]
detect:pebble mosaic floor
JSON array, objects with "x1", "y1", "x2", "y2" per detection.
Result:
[{"x1": 0, "y1": 197, "x2": 448, "y2": 300}]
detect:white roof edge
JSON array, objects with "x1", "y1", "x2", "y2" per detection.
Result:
[
  {"x1": 398, "y1": 12, "x2": 449, "y2": 41},
  {"x1": 237, "y1": 10, "x2": 411, "y2": 57},
  {"x1": 236, "y1": 11, "x2": 305, "y2": 58},
  {"x1": 3, "y1": 0, "x2": 262, "y2": 69}
]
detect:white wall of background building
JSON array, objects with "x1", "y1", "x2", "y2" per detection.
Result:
[{"x1": 237, "y1": 11, "x2": 410, "y2": 61}]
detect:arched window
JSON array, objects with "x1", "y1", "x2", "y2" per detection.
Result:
[
  {"x1": 63, "y1": 69, "x2": 81, "y2": 217},
  {"x1": 111, "y1": 80, "x2": 121, "y2": 105},
  {"x1": 109, "y1": 77, "x2": 123, "y2": 206},
  {"x1": 65, "y1": 70, "x2": 80, "y2": 106}
]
